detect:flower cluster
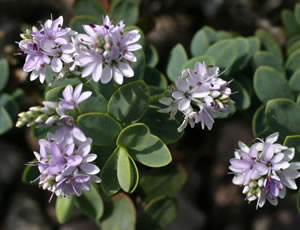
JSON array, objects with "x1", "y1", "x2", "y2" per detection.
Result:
[
  {"x1": 229, "y1": 132, "x2": 300, "y2": 208},
  {"x1": 33, "y1": 127, "x2": 101, "y2": 199},
  {"x1": 17, "y1": 15, "x2": 141, "y2": 85},
  {"x1": 16, "y1": 83, "x2": 92, "y2": 130},
  {"x1": 17, "y1": 16, "x2": 76, "y2": 83},
  {"x1": 75, "y1": 15, "x2": 141, "y2": 84},
  {"x1": 159, "y1": 61, "x2": 233, "y2": 132}
]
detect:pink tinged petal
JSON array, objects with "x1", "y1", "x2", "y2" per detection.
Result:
[
  {"x1": 64, "y1": 143, "x2": 75, "y2": 155},
  {"x1": 61, "y1": 54, "x2": 73, "y2": 63},
  {"x1": 266, "y1": 196, "x2": 278, "y2": 206},
  {"x1": 113, "y1": 68, "x2": 124, "y2": 85},
  {"x1": 283, "y1": 148, "x2": 295, "y2": 161},
  {"x1": 51, "y1": 16, "x2": 63, "y2": 31},
  {"x1": 249, "y1": 145, "x2": 258, "y2": 158},
  {"x1": 78, "y1": 143, "x2": 91, "y2": 157},
  {"x1": 159, "y1": 97, "x2": 173, "y2": 105},
  {"x1": 77, "y1": 91, "x2": 92, "y2": 104},
  {"x1": 75, "y1": 174, "x2": 90, "y2": 183},
  {"x1": 73, "y1": 83, "x2": 83, "y2": 101},
  {"x1": 178, "y1": 98, "x2": 191, "y2": 111},
  {"x1": 72, "y1": 127, "x2": 86, "y2": 142},
  {"x1": 266, "y1": 132, "x2": 279, "y2": 144},
  {"x1": 124, "y1": 52, "x2": 137, "y2": 62},
  {"x1": 172, "y1": 91, "x2": 185, "y2": 100},
  {"x1": 77, "y1": 34, "x2": 93, "y2": 44},
  {"x1": 67, "y1": 155, "x2": 83, "y2": 166},
  {"x1": 62, "y1": 166, "x2": 75, "y2": 176},
  {"x1": 48, "y1": 165, "x2": 61, "y2": 174},
  {"x1": 77, "y1": 54, "x2": 95, "y2": 66},
  {"x1": 118, "y1": 62, "x2": 134, "y2": 78},
  {"x1": 82, "y1": 62, "x2": 97, "y2": 78},
  {"x1": 51, "y1": 57, "x2": 63, "y2": 72},
  {"x1": 272, "y1": 153, "x2": 284, "y2": 163},
  {"x1": 33, "y1": 151, "x2": 41, "y2": 161},
  {"x1": 280, "y1": 176, "x2": 297, "y2": 190},
  {"x1": 62, "y1": 85, "x2": 74, "y2": 101},
  {"x1": 51, "y1": 142, "x2": 62, "y2": 159},
  {"x1": 86, "y1": 154, "x2": 97, "y2": 162},
  {"x1": 238, "y1": 141, "x2": 249, "y2": 153},
  {"x1": 127, "y1": 44, "x2": 142, "y2": 51},
  {"x1": 272, "y1": 161, "x2": 290, "y2": 171},
  {"x1": 54, "y1": 37, "x2": 68, "y2": 45},
  {"x1": 175, "y1": 79, "x2": 189, "y2": 92},
  {"x1": 83, "y1": 25, "x2": 96, "y2": 38},
  {"x1": 232, "y1": 174, "x2": 245, "y2": 185},
  {"x1": 61, "y1": 43, "x2": 75, "y2": 54},
  {"x1": 101, "y1": 66, "x2": 113, "y2": 84},
  {"x1": 92, "y1": 63, "x2": 103, "y2": 82},
  {"x1": 80, "y1": 163, "x2": 100, "y2": 175},
  {"x1": 123, "y1": 30, "x2": 141, "y2": 45},
  {"x1": 255, "y1": 163, "x2": 268, "y2": 175},
  {"x1": 230, "y1": 159, "x2": 250, "y2": 169},
  {"x1": 263, "y1": 144, "x2": 274, "y2": 161},
  {"x1": 72, "y1": 184, "x2": 82, "y2": 196},
  {"x1": 24, "y1": 56, "x2": 39, "y2": 72},
  {"x1": 191, "y1": 90, "x2": 210, "y2": 98}
]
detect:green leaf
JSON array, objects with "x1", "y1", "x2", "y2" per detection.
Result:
[
  {"x1": 73, "y1": 0, "x2": 106, "y2": 18},
  {"x1": 110, "y1": 0, "x2": 138, "y2": 25},
  {"x1": 253, "y1": 51, "x2": 284, "y2": 73},
  {"x1": 101, "y1": 193, "x2": 136, "y2": 230},
  {"x1": 297, "y1": 94, "x2": 300, "y2": 105},
  {"x1": 295, "y1": 3, "x2": 300, "y2": 25},
  {"x1": 285, "y1": 49, "x2": 300, "y2": 75},
  {"x1": 230, "y1": 80, "x2": 251, "y2": 110},
  {"x1": 283, "y1": 135, "x2": 300, "y2": 162},
  {"x1": 216, "y1": 31, "x2": 232, "y2": 41},
  {"x1": 181, "y1": 56, "x2": 216, "y2": 70},
  {"x1": 128, "y1": 134, "x2": 172, "y2": 167},
  {"x1": 289, "y1": 69, "x2": 300, "y2": 92},
  {"x1": 281, "y1": 9, "x2": 299, "y2": 35},
  {"x1": 201, "y1": 26, "x2": 217, "y2": 44},
  {"x1": 287, "y1": 35, "x2": 300, "y2": 47},
  {"x1": 76, "y1": 184, "x2": 104, "y2": 220},
  {"x1": 0, "y1": 93, "x2": 19, "y2": 119},
  {"x1": 246, "y1": 37, "x2": 260, "y2": 63},
  {"x1": 140, "y1": 106, "x2": 183, "y2": 144},
  {"x1": 143, "y1": 67, "x2": 167, "y2": 89},
  {"x1": 254, "y1": 66, "x2": 294, "y2": 103},
  {"x1": 70, "y1": 15, "x2": 100, "y2": 34},
  {"x1": 77, "y1": 113, "x2": 122, "y2": 146},
  {"x1": 231, "y1": 37, "x2": 249, "y2": 72},
  {"x1": 56, "y1": 196, "x2": 74, "y2": 224},
  {"x1": 108, "y1": 80, "x2": 150, "y2": 124},
  {"x1": 22, "y1": 164, "x2": 40, "y2": 184},
  {"x1": 215, "y1": 103, "x2": 236, "y2": 119},
  {"x1": 101, "y1": 147, "x2": 121, "y2": 195},
  {"x1": 287, "y1": 40, "x2": 300, "y2": 57},
  {"x1": 145, "y1": 44, "x2": 159, "y2": 67},
  {"x1": 117, "y1": 123, "x2": 150, "y2": 148},
  {"x1": 32, "y1": 126, "x2": 57, "y2": 139},
  {"x1": 123, "y1": 26, "x2": 146, "y2": 83},
  {"x1": 252, "y1": 104, "x2": 272, "y2": 138},
  {"x1": 190, "y1": 30, "x2": 209, "y2": 56},
  {"x1": 0, "y1": 107, "x2": 12, "y2": 135},
  {"x1": 139, "y1": 163, "x2": 187, "y2": 202},
  {"x1": 205, "y1": 39, "x2": 238, "y2": 75},
  {"x1": 255, "y1": 29, "x2": 283, "y2": 63},
  {"x1": 0, "y1": 59, "x2": 9, "y2": 91},
  {"x1": 117, "y1": 147, "x2": 139, "y2": 193},
  {"x1": 137, "y1": 196, "x2": 177, "y2": 230},
  {"x1": 46, "y1": 84, "x2": 108, "y2": 113},
  {"x1": 167, "y1": 44, "x2": 188, "y2": 82},
  {"x1": 266, "y1": 99, "x2": 300, "y2": 136}
]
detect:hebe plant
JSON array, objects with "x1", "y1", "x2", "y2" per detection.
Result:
[{"x1": 6, "y1": 0, "x2": 300, "y2": 229}]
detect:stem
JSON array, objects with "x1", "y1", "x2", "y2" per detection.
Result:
[{"x1": 150, "y1": 90, "x2": 168, "y2": 103}]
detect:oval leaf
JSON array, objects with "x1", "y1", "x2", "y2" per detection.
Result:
[
  {"x1": 117, "y1": 123, "x2": 150, "y2": 148},
  {"x1": 56, "y1": 196, "x2": 74, "y2": 224},
  {"x1": 0, "y1": 59, "x2": 9, "y2": 91},
  {"x1": 190, "y1": 30, "x2": 209, "y2": 57},
  {"x1": 167, "y1": 44, "x2": 188, "y2": 82}
]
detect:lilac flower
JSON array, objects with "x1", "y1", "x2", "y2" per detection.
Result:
[
  {"x1": 32, "y1": 129, "x2": 101, "y2": 199},
  {"x1": 159, "y1": 61, "x2": 234, "y2": 132},
  {"x1": 229, "y1": 132, "x2": 300, "y2": 209},
  {"x1": 158, "y1": 97, "x2": 179, "y2": 120},
  {"x1": 18, "y1": 16, "x2": 76, "y2": 84},
  {"x1": 59, "y1": 83, "x2": 92, "y2": 110},
  {"x1": 76, "y1": 15, "x2": 141, "y2": 84}
]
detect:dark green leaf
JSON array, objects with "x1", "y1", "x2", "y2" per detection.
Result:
[
  {"x1": 144, "y1": 67, "x2": 167, "y2": 89},
  {"x1": 253, "y1": 51, "x2": 284, "y2": 73},
  {"x1": 70, "y1": 15, "x2": 100, "y2": 34},
  {"x1": 22, "y1": 165, "x2": 40, "y2": 184},
  {"x1": 167, "y1": 44, "x2": 188, "y2": 82},
  {"x1": 283, "y1": 135, "x2": 300, "y2": 162},
  {"x1": 73, "y1": 0, "x2": 106, "y2": 18},
  {"x1": 0, "y1": 107, "x2": 12, "y2": 135},
  {"x1": 190, "y1": 30, "x2": 209, "y2": 56},
  {"x1": 145, "y1": 44, "x2": 159, "y2": 67},
  {"x1": 110, "y1": 0, "x2": 138, "y2": 25},
  {"x1": 230, "y1": 80, "x2": 251, "y2": 110},
  {"x1": 0, "y1": 59, "x2": 9, "y2": 91},
  {"x1": 285, "y1": 49, "x2": 300, "y2": 75},
  {"x1": 294, "y1": 3, "x2": 300, "y2": 25},
  {"x1": 281, "y1": 9, "x2": 299, "y2": 35},
  {"x1": 252, "y1": 104, "x2": 272, "y2": 138},
  {"x1": 117, "y1": 123, "x2": 150, "y2": 148},
  {"x1": 289, "y1": 69, "x2": 300, "y2": 92},
  {"x1": 0, "y1": 93, "x2": 19, "y2": 119}
]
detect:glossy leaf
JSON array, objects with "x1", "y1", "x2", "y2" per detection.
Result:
[
  {"x1": 295, "y1": 3, "x2": 300, "y2": 25},
  {"x1": 128, "y1": 134, "x2": 172, "y2": 167},
  {"x1": 167, "y1": 44, "x2": 188, "y2": 82},
  {"x1": 231, "y1": 37, "x2": 249, "y2": 72},
  {"x1": 216, "y1": 31, "x2": 232, "y2": 41},
  {"x1": 289, "y1": 69, "x2": 300, "y2": 92},
  {"x1": 181, "y1": 56, "x2": 216, "y2": 70},
  {"x1": 108, "y1": 80, "x2": 150, "y2": 124},
  {"x1": 0, "y1": 59, "x2": 9, "y2": 91},
  {"x1": 190, "y1": 30, "x2": 209, "y2": 56},
  {"x1": 22, "y1": 164, "x2": 40, "y2": 184},
  {"x1": 215, "y1": 104, "x2": 236, "y2": 119},
  {"x1": 139, "y1": 164, "x2": 187, "y2": 202},
  {"x1": 77, "y1": 113, "x2": 122, "y2": 146},
  {"x1": 73, "y1": 0, "x2": 106, "y2": 18},
  {"x1": 32, "y1": 126, "x2": 57, "y2": 139},
  {"x1": 0, "y1": 107, "x2": 12, "y2": 135},
  {"x1": 110, "y1": 0, "x2": 138, "y2": 25},
  {"x1": 283, "y1": 135, "x2": 300, "y2": 162},
  {"x1": 201, "y1": 26, "x2": 217, "y2": 44},
  {"x1": 281, "y1": 9, "x2": 299, "y2": 35},
  {"x1": 145, "y1": 44, "x2": 159, "y2": 67},
  {"x1": 76, "y1": 184, "x2": 104, "y2": 220},
  {"x1": 253, "y1": 51, "x2": 284, "y2": 73},
  {"x1": 70, "y1": 15, "x2": 100, "y2": 34},
  {"x1": 230, "y1": 80, "x2": 251, "y2": 110},
  {"x1": 266, "y1": 99, "x2": 300, "y2": 136},
  {"x1": 56, "y1": 196, "x2": 74, "y2": 224},
  {"x1": 0, "y1": 93, "x2": 19, "y2": 119},
  {"x1": 254, "y1": 66, "x2": 294, "y2": 103},
  {"x1": 101, "y1": 148, "x2": 121, "y2": 195},
  {"x1": 140, "y1": 106, "x2": 183, "y2": 144},
  {"x1": 143, "y1": 67, "x2": 168, "y2": 89},
  {"x1": 137, "y1": 196, "x2": 177, "y2": 230},
  {"x1": 117, "y1": 123, "x2": 150, "y2": 148},
  {"x1": 252, "y1": 104, "x2": 272, "y2": 138},
  {"x1": 287, "y1": 40, "x2": 300, "y2": 57},
  {"x1": 255, "y1": 29, "x2": 283, "y2": 63},
  {"x1": 101, "y1": 193, "x2": 136, "y2": 230},
  {"x1": 286, "y1": 49, "x2": 300, "y2": 74}
]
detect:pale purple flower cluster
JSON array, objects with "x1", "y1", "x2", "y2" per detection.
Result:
[
  {"x1": 229, "y1": 132, "x2": 300, "y2": 208},
  {"x1": 75, "y1": 15, "x2": 142, "y2": 84},
  {"x1": 33, "y1": 127, "x2": 101, "y2": 199},
  {"x1": 18, "y1": 16, "x2": 76, "y2": 83},
  {"x1": 159, "y1": 62, "x2": 233, "y2": 132}
]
